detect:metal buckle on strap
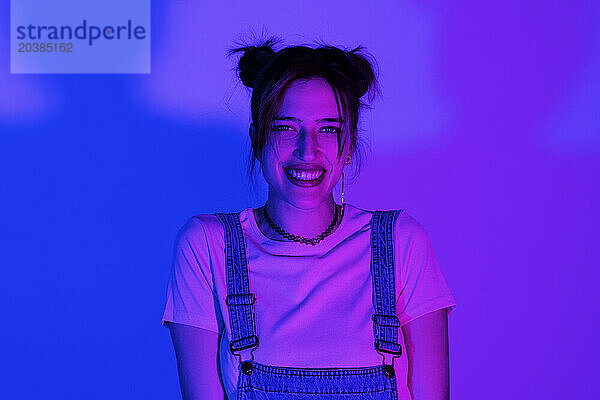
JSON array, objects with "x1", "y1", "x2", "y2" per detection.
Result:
[
  {"x1": 375, "y1": 339, "x2": 402, "y2": 367},
  {"x1": 226, "y1": 294, "x2": 259, "y2": 363},
  {"x1": 372, "y1": 314, "x2": 402, "y2": 367},
  {"x1": 372, "y1": 314, "x2": 400, "y2": 327},
  {"x1": 230, "y1": 335, "x2": 259, "y2": 363},
  {"x1": 375, "y1": 339, "x2": 402, "y2": 355},
  {"x1": 225, "y1": 293, "x2": 256, "y2": 306},
  {"x1": 230, "y1": 334, "x2": 259, "y2": 353}
]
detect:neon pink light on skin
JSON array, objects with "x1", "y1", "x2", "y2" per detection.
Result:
[{"x1": 260, "y1": 77, "x2": 350, "y2": 237}]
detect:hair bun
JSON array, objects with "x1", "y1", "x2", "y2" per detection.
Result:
[
  {"x1": 347, "y1": 47, "x2": 377, "y2": 99},
  {"x1": 238, "y1": 45, "x2": 276, "y2": 89}
]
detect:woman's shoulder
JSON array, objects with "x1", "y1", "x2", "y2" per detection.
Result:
[
  {"x1": 179, "y1": 208, "x2": 254, "y2": 238},
  {"x1": 391, "y1": 210, "x2": 434, "y2": 248},
  {"x1": 180, "y1": 214, "x2": 223, "y2": 236},
  {"x1": 349, "y1": 203, "x2": 405, "y2": 216},
  {"x1": 350, "y1": 204, "x2": 426, "y2": 237},
  {"x1": 175, "y1": 213, "x2": 224, "y2": 243},
  {"x1": 172, "y1": 213, "x2": 233, "y2": 258}
]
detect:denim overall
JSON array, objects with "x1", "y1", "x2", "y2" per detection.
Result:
[{"x1": 215, "y1": 210, "x2": 403, "y2": 400}]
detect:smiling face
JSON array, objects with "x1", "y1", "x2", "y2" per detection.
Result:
[{"x1": 260, "y1": 77, "x2": 352, "y2": 209}]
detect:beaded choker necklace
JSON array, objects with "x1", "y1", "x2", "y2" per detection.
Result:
[{"x1": 262, "y1": 203, "x2": 342, "y2": 246}]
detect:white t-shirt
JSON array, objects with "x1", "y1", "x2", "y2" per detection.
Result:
[{"x1": 162, "y1": 203, "x2": 457, "y2": 399}]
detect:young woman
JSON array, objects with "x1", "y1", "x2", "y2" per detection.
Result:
[{"x1": 162, "y1": 38, "x2": 457, "y2": 400}]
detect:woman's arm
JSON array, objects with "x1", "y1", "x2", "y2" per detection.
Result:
[
  {"x1": 167, "y1": 322, "x2": 226, "y2": 400},
  {"x1": 401, "y1": 308, "x2": 450, "y2": 400}
]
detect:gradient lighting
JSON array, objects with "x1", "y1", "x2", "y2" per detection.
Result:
[
  {"x1": 0, "y1": 0, "x2": 598, "y2": 399},
  {"x1": 136, "y1": 0, "x2": 451, "y2": 145},
  {"x1": 541, "y1": 7, "x2": 600, "y2": 154}
]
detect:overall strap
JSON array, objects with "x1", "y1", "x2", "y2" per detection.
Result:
[
  {"x1": 371, "y1": 209, "x2": 403, "y2": 365},
  {"x1": 215, "y1": 213, "x2": 259, "y2": 361}
]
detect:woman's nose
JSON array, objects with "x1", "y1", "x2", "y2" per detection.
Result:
[{"x1": 294, "y1": 129, "x2": 318, "y2": 160}]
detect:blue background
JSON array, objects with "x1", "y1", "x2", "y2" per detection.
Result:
[{"x1": 10, "y1": 0, "x2": 150, "y2": 73}]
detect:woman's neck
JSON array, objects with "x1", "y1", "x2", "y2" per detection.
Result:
[{"x1": 253, "y1": 195, "x2": 343, "y2": 242}]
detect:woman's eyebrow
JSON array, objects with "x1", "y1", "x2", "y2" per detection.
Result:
[{"x1": 274, "y1": 116, "x2": 343, "y2": 123}]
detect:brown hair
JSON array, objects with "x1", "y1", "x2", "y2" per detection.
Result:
[{"x1": 228, "y1": 36, "x2": 380, "y2": 183}]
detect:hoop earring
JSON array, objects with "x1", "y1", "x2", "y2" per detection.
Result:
[
  {"x1": 341, "y1": 153, "x2": 351, "y2": 205},
  {"x1": 341, "y1": 169, "x2": 345, "y2": 205}
]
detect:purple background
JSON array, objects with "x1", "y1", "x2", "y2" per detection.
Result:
[{"x1": 1, "y1": 1, "x2": 598, "y2": 398}]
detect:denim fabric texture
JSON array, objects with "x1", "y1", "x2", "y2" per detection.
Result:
[{"x1": 215, "y1": 209, "x2": 403, "y2": 400}]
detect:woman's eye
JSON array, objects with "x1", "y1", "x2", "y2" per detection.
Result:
[
  {"x1": 273, "y1": 125, "x2": 294, "y2": 132},
  {"x1": 321, "y1": 126, "x2": 340, "y2": 134},
  {"x1": 272, "y1": 125, "x2": 339, "y2": 135}
]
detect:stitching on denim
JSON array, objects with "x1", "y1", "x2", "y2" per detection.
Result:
[
  {"x1": 371, "y1": 210, "x2": 402, "y2": 353},
  {"x1": 221, "y1": 209, "x2": 403, "y2": 398},
  {"x1": 215, "y1": 213, "x2": 257, "y2": 351}
]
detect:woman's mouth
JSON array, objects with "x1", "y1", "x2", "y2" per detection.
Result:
[{"x1": 284, "y1": 167, "x2": 326, "y2": 187}]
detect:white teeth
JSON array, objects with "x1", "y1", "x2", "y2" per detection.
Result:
[{"x1": 286, "y1": 168, "x2": 324, "y2": 181}]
